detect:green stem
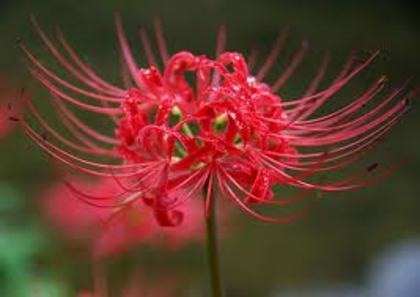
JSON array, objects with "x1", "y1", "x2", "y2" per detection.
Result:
[{"x1": 205, "y1": 190, "x2": 225, "y2": 297}]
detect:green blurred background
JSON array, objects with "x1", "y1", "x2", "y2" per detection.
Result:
[{"x1": 0, "y1": 0, "x2": 419, "y2": 296}]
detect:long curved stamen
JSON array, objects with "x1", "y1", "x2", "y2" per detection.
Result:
[
  {"x1": 256, "y1": 28, "x2": 288, "y2": 81},
  {"x1": 154, "y1": 18, "x2": 169, "y2": 64},
  {"x1": 29, "y1": 15, "x2": 122, "y2": 97},
  {"x1": 56, "y1": 29, "x2": 125, "y2": 95},
  {"x1": 114, "y1": 15, "x2": 144, "y2": 89}
]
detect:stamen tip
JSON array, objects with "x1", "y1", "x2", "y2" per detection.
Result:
[
  {"x1": 41, "y1": 132, "x2": 48, "y2": 140},
  {"x1": 153, "y1": 16, "x2": 162, "y2": 27},
  {"x1": 367, "y1": 163, "x2": 379, "y2": 172},
  {"x1": 404, "y1": 96, "x2": 413, "y2": 109},
  {"x1": 8, "y1": 116, "x2": 20, "y2": 122},
  {"x1": 379, "y1": 75, "x2": 388, "y2": 83},
  {"x1": 301, "y1": 39, "x2": 310, "y2": 49}
]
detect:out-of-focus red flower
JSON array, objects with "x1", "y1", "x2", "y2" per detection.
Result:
[
  {"x1": 0, "y1": 104, "x2": 8, "y2": 138},
  {"x1": 41, "y1": 177, "x2": 204, "y2": 258},
  {"x1": 41, "y1": 179, "x2": 109, "y2": 242},
  {"x1": 22, "y1": 16, "x2": 413, "y2": 225}
]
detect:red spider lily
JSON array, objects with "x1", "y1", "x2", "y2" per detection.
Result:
[
  {"x1": 20, "y1": 16, "x2": 412, "y2": 225},
  {"x1": 41, "y1": 177, "x2": 204, "y2": 258}
]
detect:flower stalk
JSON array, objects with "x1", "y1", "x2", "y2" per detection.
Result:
[{"x1": 205, "y1": 186, "x2": 224, "y2": 297}]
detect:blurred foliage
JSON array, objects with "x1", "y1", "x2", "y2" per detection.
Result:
[{"x1": 0, "y1": 0, "x2": 419, "y2": 296}]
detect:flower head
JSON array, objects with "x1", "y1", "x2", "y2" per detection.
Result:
[{"x1": 21, "y1": 16, "x2": 412, "y2": 225}]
